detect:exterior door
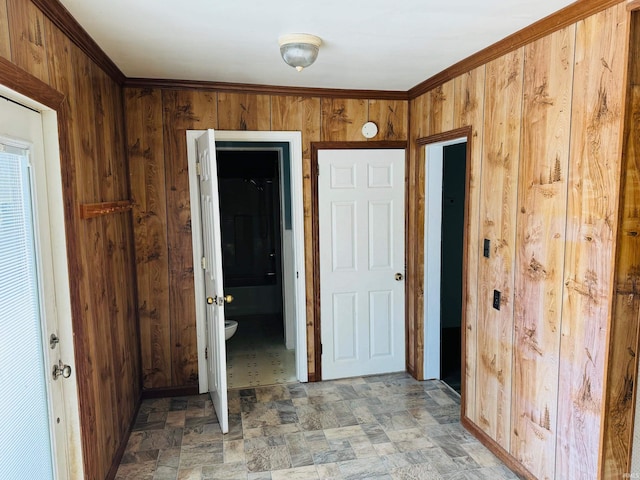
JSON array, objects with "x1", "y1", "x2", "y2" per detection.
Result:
[
  {"x1": 0, "y1": 97, "x2": 71, "y2": 477},
  {"x1": 319, "y1": 149, "x2": 405, "y2": 380},
  {"x1": 196, "y1": 130, "x2": 229, "y2": 433}
]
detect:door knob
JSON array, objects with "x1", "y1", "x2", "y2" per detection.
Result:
[
  {"x1": 224, "y1": 294, "x2": 234, "y2": 304},
  {"x1": 52, "y1": 360, "x2": 72, "y2": 380},
  {"x1": 395, "y1": 273, "x2": 404, "y2": 281},
  {"x1": 206, "y1": 297, "x2": 214, "y2": 305}
]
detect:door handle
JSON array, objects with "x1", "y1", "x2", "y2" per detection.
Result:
[
  {"x1": 52, "y1": 360, "x2": 72, "y2": 380},
  {"x1": 395, "y1": 272, "x2": 404, "y2": 281},
  {"x1": 206, "y1": 295, "x2": 233, "y2": 305}
]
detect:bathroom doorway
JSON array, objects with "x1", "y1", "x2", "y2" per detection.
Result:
[{"x1": 216, "y1": 144, "x2": 295, "y2": 388}]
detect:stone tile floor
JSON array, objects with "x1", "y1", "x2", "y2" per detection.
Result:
[{"x1": 116, "y1": 373, "x2": 521, "y2": 480}]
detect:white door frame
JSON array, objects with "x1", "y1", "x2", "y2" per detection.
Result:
[
  {"x1": 0, "y1": 85, "x2": 84, "y2": 478},
  {"x1": 187, "y1": 130, "x2": 308, "y2": 391},
  {"x1": 423, "y1": 136, "x2": 467, "y2": 379}
]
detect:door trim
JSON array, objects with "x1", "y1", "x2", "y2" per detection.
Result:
[
  {"x1": 0, "y1": 59, "x2": 84, "y2": 478},
  {"x1": 187, "y1": 130, "x2": 308, "y2": 390},
  {"x1": 416, "y1": 126, "x2": 472, "y2": 409},
  {"x1": 310, "y1": 141, "x2": 408, "y2": 382}
]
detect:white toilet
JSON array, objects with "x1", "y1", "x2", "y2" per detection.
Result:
[{"x1": 224, "y1": 320, "x2": 238, "y2": 340}]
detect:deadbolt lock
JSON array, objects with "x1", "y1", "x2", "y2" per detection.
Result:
[{"x1": 49, "y1": 333, "x2": 60, "y2": 349}]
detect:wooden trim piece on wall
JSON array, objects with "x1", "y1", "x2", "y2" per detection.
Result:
[
  {"x1": 141, "y1": 385, "x2": 199, "y2": 399},
  {"x1": 31, "y1": 0, "x2": 126, "y2": 84},
  {"x1": 408, "y1": 0, "x2": 625, "y2": 98},
  {"x1": 461, "y1": 416, "x2": 535, "y2": 480},
  {"x1": 124, "y1": 77, "x2": 409, "y2": 101},
  {"x1": 415, "y1": 126, "x2": 472, "y2": 411},
  {"x1": 310, "y1": 141, "x2": 408, "y2": 382}
]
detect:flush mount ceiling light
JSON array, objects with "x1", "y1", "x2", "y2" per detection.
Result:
[{"x1": 278, "y1": 33, "x2": 322, "y2": 72}]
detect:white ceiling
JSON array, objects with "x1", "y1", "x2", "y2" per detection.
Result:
[{"x1": 59, "y1": 0, "x2": 577, "y2": 91}]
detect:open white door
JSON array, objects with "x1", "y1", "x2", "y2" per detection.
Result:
[{"x1": 196, "y1": 130, "x2": 229, "y2": 433}]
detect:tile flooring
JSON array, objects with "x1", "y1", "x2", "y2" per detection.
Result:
[
  {"x1": 116, "y1": 373, "x2": 520, "y2": 480},
  {"x1": 226, "y1": 316, "x2": 296, "y2": 389}
]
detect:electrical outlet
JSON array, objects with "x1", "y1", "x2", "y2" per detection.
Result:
[
  {"x1": 493, "y1": 290, "x2": 501, "y2": 310},
  {"x1": 483, "y1": 239, "x2": 490, "y2": 258}
]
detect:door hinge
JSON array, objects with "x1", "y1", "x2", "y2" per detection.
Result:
[
  {"x1": 205, "y1": 347, "x2": 208, "y2": 360},
  {"x1": 196, "y1": 162, "x2": 202, "y2": 176},
  {"x1": 201, "y1": 256, "x2": 206, "y2": 270}
]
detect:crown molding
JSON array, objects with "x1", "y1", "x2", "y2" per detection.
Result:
[
  {"x1": 408, "y1": 0, "x2": 625, "y2": 98},
  {"x1": 32, "y1": 0, "x2": 126, "y2": 84},
  {"x1": 123, "y1": 77, "x2": 409, "y2": 100}
]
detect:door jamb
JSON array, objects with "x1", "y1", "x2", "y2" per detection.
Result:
[
  {"x1": 187, "y1": 130, "x2": 308, "y2": 391},
  {"x1": 310, "y1": 141, "x2": 408, "y2": 382},
  {"x1": 416, "y1": 126, "x2": 472, "y2": 404}
]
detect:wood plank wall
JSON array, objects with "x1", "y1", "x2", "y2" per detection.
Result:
[
  {"x1": 408, "y1": 4, "x2": 629, "y2": 479},
  {"x1": 124, "y1": 90, "x2": 408, "y2": 388},
  {"x1": 0, "y1": 1, "x2": 140, "y2": 479},
  {"x1": 602, "y1": 10, "x2": 640, "y2": 479}
]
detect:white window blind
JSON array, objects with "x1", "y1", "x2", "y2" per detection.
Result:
[{"x1": 0, "y1": 143, "x2": 54, "y2": 479}]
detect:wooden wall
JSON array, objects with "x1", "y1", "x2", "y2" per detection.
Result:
[
  {"x1": 602, "y1": 10, "x2": 640, "y2": 479},
  {"x1": 0, "y1": 1, "x2": 140, "y2": 479},
  {"x1": 125, "y1": 89, "x2": 408, "y2": 388},
  {"x1": 408, "y1": 3, "x2": 629, "y2": 479}
]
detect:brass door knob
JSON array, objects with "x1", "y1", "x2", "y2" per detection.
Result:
[
  {"x1": 224, "y1": 294, "x2": 234, "y2": 304},
  {"x1": 206, "y1": 297, "x2": 214, "y2": 305}
]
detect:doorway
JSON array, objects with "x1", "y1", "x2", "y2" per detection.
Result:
[
  {"x1": 423, "y1": 133, "x2": 468, "y2": 394},
  {"x1": 0, "y1": 91, "x2": 81, "y2": 477},
  {"x1": 187, "y1": 130, "x2": 308, "y2": 399},
  {"x1": 216, "y1": 146, "x2": 295, "y2": 388}
]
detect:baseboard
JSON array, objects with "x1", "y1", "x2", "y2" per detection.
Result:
[
  {"x1": 105, "y1": 395, "x2": 142, "y2": 480},
  {"x1": 460, "y1": 415, "x2": 534, "y2": 479},
  {"x1": 141, "y1": 385, "x2": 200, "y2": 399}
]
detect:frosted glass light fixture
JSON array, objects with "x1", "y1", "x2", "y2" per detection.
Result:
[{"x1": 279, "y1": 33, "x2": 322, "y2": 72}]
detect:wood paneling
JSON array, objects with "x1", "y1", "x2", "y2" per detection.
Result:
[
  {"x1": 0, "y1": 8, "x2": 142, "y2": 479},
  {"x1": 163, "y1": 90, "x2": 216, "y2": 386},
  {"x1": 321, "y1": 98, "x2": 368, "y2": 141},
  {"x1": 0, "y1": 0, "x2": 10, "y2": 60},
  {"x1": 601, "y1": 16, "x2": 640, "y2": 479},
  {"x1": 127, "y1": 89, "x2": 402, "y2": 385},
  {"x1": 126, "y1": 88, "x2": 171, "y2": 389},
  {"x1": 557, "y1": 4, "x2": 627, "y2": 479},
  {"x1": 453, "y1": 65, "x2": 486, "y2": 424},
  {"x1": 476, "y1": 48, "x2": 524, "y2": 449},
  {"x1": 428, "y1": 80, "x2": 455, "y2": 135},
  {"x1": 368, "y1": 99, "x2": 408, "y2": 140},
  {"x1": 407, "y1": 93, "x2": 431, "y2": 379},
  {"x1": 511, "y1": 26, "x2": 575, "y2": 480},
  {"x1": 217, "y1": 92, "x2": 270, "y2": 131},
  {"x1": 271, "y1": 95, "x2": 322, "y2": 378},
  {"x1": 6, "y1": 0, "x2": 48, "y2": 83}
]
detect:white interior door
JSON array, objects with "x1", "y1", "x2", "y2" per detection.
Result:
[
  {"x1": 0, "y1": 97, "x2": 71, "y2": 478},
  {"x1": 196, "y1": 130, "x2": 228, "y2": 433},
  {"x1": 319, "y1": 149, "x2": 405, "y2": 380}
]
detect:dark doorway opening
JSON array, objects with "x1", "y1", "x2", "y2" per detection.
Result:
[{"x1": 440, "y1": 142, "x2": 466, "y2": 393}]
